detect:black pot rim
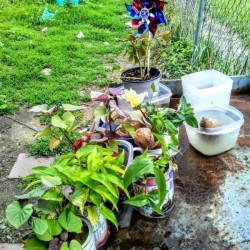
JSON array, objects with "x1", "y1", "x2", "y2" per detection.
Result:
[{"x1": 121, "y1": 67, "x2": 162, "y2": 84}]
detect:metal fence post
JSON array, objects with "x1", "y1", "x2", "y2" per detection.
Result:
[{"x1": 192, "y1": 0, "x2": 205, "y2": 64}]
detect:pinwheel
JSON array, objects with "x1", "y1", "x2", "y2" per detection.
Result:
[{"x1": 125, "y1": 0, "x2": 168, "y2": 36}]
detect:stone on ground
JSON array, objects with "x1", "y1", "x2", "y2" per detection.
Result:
[{"x1": 8, "y1": 153, "x2": 54, "y2": 178}]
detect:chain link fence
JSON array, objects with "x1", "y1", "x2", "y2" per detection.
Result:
[{"x1": 169, "y1": 0, "x2": 250, "y2": 76}]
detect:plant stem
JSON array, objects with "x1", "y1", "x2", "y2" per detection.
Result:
[{"x1": 59, "y1": 128, "x2": 74, "y2": 145}]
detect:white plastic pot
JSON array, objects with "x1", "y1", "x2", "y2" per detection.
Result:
[{"x1": 184, "y1": 105, "x2": 244, "y2": 156}]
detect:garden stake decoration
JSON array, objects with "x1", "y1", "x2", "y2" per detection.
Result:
[{"x1": 121, "y1": 0, "x2": 171, "y2": 96}]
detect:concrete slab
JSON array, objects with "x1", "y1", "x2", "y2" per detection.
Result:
[
  {"x1": 8, "y1": 153, "x2": 54, "y2": 178},
  {"x1": 0, "y1": 243, "x2": 22, "y2": 250}
]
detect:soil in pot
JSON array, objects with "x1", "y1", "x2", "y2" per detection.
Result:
[{"x1": 121, "y1": 67, "x2": 162, "y2": 97}]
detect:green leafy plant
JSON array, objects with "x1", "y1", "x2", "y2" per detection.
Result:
[
  {"x1": 30, "y1": 104, "x2": 86, "y2": 152},
  {"x1": 6, "y1": 144, "x2": 129, "y2": 249}
]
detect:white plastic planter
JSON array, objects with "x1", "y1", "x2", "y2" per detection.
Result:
[
  {"x1": 184, "y1": 105, "x2": 244, "y2": 156},
  {"x1": 182, "y1": 70, "x2": 233, "y2": 107}
]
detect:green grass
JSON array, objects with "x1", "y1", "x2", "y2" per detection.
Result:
[
  {"x1": 209, "y1": 0, "x2": 250, "y2": 48},
  {"x1": 0, "y1": 0, "x2": 127, "y2": 109}
]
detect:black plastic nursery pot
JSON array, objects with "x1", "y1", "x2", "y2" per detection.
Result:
[{"x1": 121, "y1": 67, "x2": 162, "y2": 97}]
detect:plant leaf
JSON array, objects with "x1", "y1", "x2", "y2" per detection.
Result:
[
  {"x1": 41, "y1": 176, "x2": 62, "y2": 188},
  {"x1": 6, "y1": 201, "x2": 33, "y2": 229},
  {"x1": 34, "y1": 127, "x2": 53, "y2": 140},
  {"x1": 108, "y1": 88, "x2": 124, "y2": 96},
  {"x1": 62, "y1": 104, "x2": 86, "y2": 111},
  {"x1": 46, "y1": 219, "x2": 62, "y2": 236},
  {"x1": 49, "y1": 136, "x2": 62, "y2": 151},
  {"x1": 58, "y1": 210, "x2": 82, "y2": 233},
  {"x1": 31, "y1": 218, "x2": 48, "y2": 235},
  {"x1": 94, "y1": 186, "x2": 118, "y2": 210},
  {"x1": 29, "y1": 104, "x2": 48, "y2": 113},
  {"x1": 86, "y1": 206, "x2": 98, "y2": 226},
  {"x1": 94, "y1": 94, "x2": 110, "y2": 102},
  {"x1": 123, "y1": 194, "x2": 148, "y2": 207},
  {"x1": 23, "y1": 235, "x2": 47, "y2": 250},
  {"x1": 62, "y1": 112, "x2": 75, "y2": 126},
  {"x1": 51, "y1": 115, "x2": 67, "y2": 129},
  {"x1": 69, "y1": 240, "x2": 82, "y2": 250},
  {"x1": 91, "y1": 172, "x2": 119, "y2": 198},
  {"x1": 100, "y1": 205, "x2": 118, "y2": 230},
  {"x1": 15, "y1": 186, "x2": 46, "y2": 199},
  {"x1": 94, "y1": 106, "x2": 107, "y2": 118},
  {"x1": 123, "y1": 155, "x2": 154, "y2": 188},
  {"x1": 42, "y1": 188, "x2": 63, "y2": 202},
  {"x1": 154, "y1": 168, "x2": 167, "y2": 209}
]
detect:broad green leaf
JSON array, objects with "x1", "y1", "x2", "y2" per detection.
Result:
[
  {"x1": 32, "y1": 166, "x2": 68, "y2": 183},
  {"x1": 105, "y1": 173, "x2": 130, "y2": 198},
  {"x1": 123, "y1": 194, "x2": 148, "y2": 207},
  {"x1": 154, "y1": 168, "x2": 167, "y2": 208},
  {"x1": 86, "y1": 147, "x2": 99, "y2": 172},
  {"x1": 42, "y1": 188, "x2": 63, "y2": 202},
  {"x1": 104, "y1": 163, "x2": 125, "y2": 174},
  {"x1": 69, "y1": 240, "x2": 82, "y2": 250},
  {"x1": 112, "y1": 150, "x2": 125, "y2": 168},
  {"x1": 148, "y1": 198, "x2": 164, "y2": 215},
  {"x1": 60, "y1": 242, "x2": 69, "y2": 250},
  {"x1": 91, "y1": 172, "x2": 119, "y2": 198},
  {"x1": 6, "y1": 201, "x2": 33, "y2": 229},
  {"x1": 94, "y1": 186, "x2": 118, "y2": 210},
  {"x1": 94, "y1": 106, "x2": 107, "y2": 118},
  {"x1": 62, "y1": 112, "x2": 75, "y2": 126},
  {"x1": 88, "y1": 192, "x2": 101, "y2": 206},
  {"x1": 68, "y1": 120, "x2": 83, "y2": 132},
  {"x1": 23, "y1": 235, "x2": 47, "y2": 250},
  {"x1": 106, "y1": 140, "x2": 119, "y2": 153},
  {"x1": 58, "y1": 210, "x2": 82, "y2": 233},
  {"x1": 36, "y1": 229, "x2": 53, "y2": 242},
  {"x1": 75, "y1": 145, "x2": 96, "y2": 159},
  {"x1": 16, "y1": 186, "x2": 45, "y2": 199},
  {"x1": 36, "y1": 200, "x2": 55, "y2": 214},
  {"x1": 31, "y1": 218, "x2": 48, "y2": 235},
  {"x1": 100, "y1": 205, "x2": 118, "y2": 230},
  {"x1": 34, "y1": 127, "x2": 53, "y2": 140},
  {"x1": 164, "y1": 120, "x2": 178, "y2": 135},
  {"x1": 70, "y1": 188, "x2": 89, "y2": 214},
  {"x1": 51, "y1": 115, "x2": 67, "y2": 129},
  {"x1": 86, "y1": 206, "x2": 98, "y2": 226},
  {"x1": 46, "y1": 219, "x2": 62, "y2": 236},
  {"x1": 123, "y1": 155, "x2": 154, "y2": 188},
  {"x1": 41, "y1": 176, "x2": 62, "y2": 187},
  {"x1": 49, "y1": 136, "x2": 62, "y2": 151}
]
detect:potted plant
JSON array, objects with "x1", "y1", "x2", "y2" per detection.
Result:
[
  {"x1": 5, "y1": 142, "x2": 131, "y2": 249},
  {"x1": 121, "y1": 0, "x2": 171, "y2": 97}
]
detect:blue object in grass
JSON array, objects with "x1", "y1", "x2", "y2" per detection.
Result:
[
  {"x1": 55, "y1": 0, "x2": 79, "y2": 5},
  {"x1": 40, "y1": 8, "x2": 56, "y2": 21}
]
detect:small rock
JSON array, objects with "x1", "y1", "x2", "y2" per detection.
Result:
[
  {"x1": 200, "y1": 117, "x2": 221, "y2": 128},
  {"x1": 77, "y1": 32, "x2": 85, "y2": 39},
  {"x1": 41, "y1": 27, "x2": 48, "y2": 33},
  {"x1": 41, "y1": 67, "x2": 52, "y2": 76}
]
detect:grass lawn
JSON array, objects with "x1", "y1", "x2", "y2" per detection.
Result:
[{"x1": 0, "y1": 0, "x2": 127, "y2": 110}]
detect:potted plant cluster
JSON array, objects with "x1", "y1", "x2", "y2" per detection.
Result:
[
  {"x1": 92, "y1": 87, "x2": 198, "y2": 218},
  {"x1": 6, "y1": 104, "x2": 135, "y2": 249},
  {"x1": 121, "y1": 0, "x2": 171, "y2": 97}
]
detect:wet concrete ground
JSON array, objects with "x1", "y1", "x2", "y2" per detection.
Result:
[{"x1": 105, "y1": 94, "x2": 250, "y2": 250}]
